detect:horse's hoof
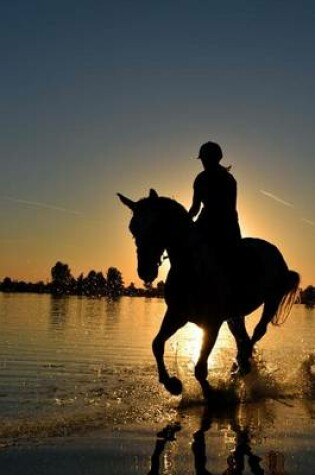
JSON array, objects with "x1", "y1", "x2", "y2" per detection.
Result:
[
  {"x1": 201, "y1": 381, "x2": 214, "y2": 402},
  {"x1": 238, "y1": 360, "x2": 252, "y2": 376},
  {"x1": 231, "y1": 361, "x2": 239, "y2": 374},
  {"x1": 165, "y1": 377, "x2": 183, "y2": 395},
  {"x1": 230, "y1": 359, "x2": 252, "y2": 379}
]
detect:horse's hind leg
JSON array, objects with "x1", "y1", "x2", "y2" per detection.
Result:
[
  {"x1": 227, "y1": 316, "x2": 253, "y2": 375},
  {"x1": 152, "y1": 309, "x2": 186, "y2": 396}
]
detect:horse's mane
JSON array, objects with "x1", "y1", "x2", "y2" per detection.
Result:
[
  {"x1": 137, "y1": 195, "x2": 190, "y2": 221},
  {"x1": 158, "y1": 196, "x2": 189, "y2": 218}
]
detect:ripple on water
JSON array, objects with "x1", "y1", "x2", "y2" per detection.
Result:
[{"x1": 1, "y1": 296, "x2": 315, "y2": 445}]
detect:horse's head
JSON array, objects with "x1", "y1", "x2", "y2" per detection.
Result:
[{"x1": 118, "y1": 189, "x2": 167, "y2": 283}]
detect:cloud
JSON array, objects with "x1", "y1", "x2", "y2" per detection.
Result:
[
  {"x1": 260, "y1": 190, "x2": 294, "y2": 208},
  {"x1": 1, "y1": 196, "x2": 80, "y2": 215},
  {"x1": 260, "y1": 191, "x2": 315, "y2": 229}
]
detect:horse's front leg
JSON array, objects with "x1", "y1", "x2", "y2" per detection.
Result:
[
  {"x1": 152, "y1": 309, "x2": 186, "y2": 396},
  {"x1": 195, "y1": 324, "x2": 221, "y2": 399}
]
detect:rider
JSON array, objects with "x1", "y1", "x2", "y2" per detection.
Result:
[{"x1": 188, "y1": 141, "x2": 241, "y2": 253}]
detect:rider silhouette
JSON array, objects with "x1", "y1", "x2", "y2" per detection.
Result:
[{"x1": 189, "y1": 141, "x2": 241, "y2": 253}]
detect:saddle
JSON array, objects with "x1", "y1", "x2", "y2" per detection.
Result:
[{"x1": 190, "y1": 237, "x2": 264, "y2": 312}]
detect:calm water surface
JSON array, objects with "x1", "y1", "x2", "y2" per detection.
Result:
[{"x1": 1, "y1": 293, "x2": 315, "y2": 473}]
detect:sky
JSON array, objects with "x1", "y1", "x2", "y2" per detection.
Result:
[{"x1": 0, "y1": 0, "x2": 315, "y2": 287}]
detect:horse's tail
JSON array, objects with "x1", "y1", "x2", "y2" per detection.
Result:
[{"x1": 272, "y1": 270, "x2": 300, "y2": 325}]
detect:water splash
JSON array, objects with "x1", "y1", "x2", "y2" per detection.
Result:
[
  {"x1": 298, "y1": 353, "x2": 315, "y2": 399},
  {"x1": 178, "y1": 349, "x2": 315, "y2": 407}
]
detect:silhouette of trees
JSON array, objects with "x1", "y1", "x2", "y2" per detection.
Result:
[
  {"x1": 1, "y1": 265, "x2": 315, "y2": 306},
  {"x1": 106, "y1": 267, "x2": 124, "y2": 297},
  {"x1": 156, "y1": 280, "x2": 165, "y2": 297},
  {"x1": 76, "y1": 273, "x2": 84, "y2": 295},
  {"x1": 49, "y1": 263, "x2": 110, "y2": 297},
  {"x1": 300, "y1": 285, "x2": 315, "y2": 307},
  {"x1": 0, "y1": 261, "x2": 167, "y2": 299},
  {"x1": 0, "y1": 277, "x2": 46, "y2": 294},
  {"x1": 50, "y1": 261, "x2": 74, "y2": 295},
  {"x1": 82, "y1": 270, "x2": 107, "y2": 297},
  {"x1": 1, "y1": 277, "x2": 13, "y2": 292},
  {"x1": 125, "y1": 282, "x2": 142, "y2": 296},
  {"x1": 1, "y1": 267, "x2": 314, "y2": 306}
]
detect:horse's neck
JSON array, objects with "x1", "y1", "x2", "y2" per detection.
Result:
[
  {"x1": 166, "y1": 226, "x2": 195, "y2": 264},
  {"x1": 162, "y1": 204, "x2": 218, "y2": 273},
  {"x1": 166, "y1": 221, "x2": 216, "y2": 272}
]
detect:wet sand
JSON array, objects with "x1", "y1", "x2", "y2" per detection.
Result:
[{"x1": 1, "y1": 397, "x2": 315, "y2": 475}]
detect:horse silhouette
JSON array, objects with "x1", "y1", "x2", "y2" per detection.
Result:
[{"x1": 118, "y1": 189, "x2": 299, "y2": 399}]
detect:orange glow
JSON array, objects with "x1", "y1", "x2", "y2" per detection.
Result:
[
  {"x1": 171, "y1": 322, "x2": 236, "y2": 371},
  {"x1": 0, "y1": 155, "x2": 313, "y2": 288}
]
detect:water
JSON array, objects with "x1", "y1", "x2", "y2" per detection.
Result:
[{"x1": 1, "y1": 293, "x2": 315, "y2": 473}]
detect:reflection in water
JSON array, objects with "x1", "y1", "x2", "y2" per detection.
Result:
[
  {"x1": 49, "y1": 295, "x2": 70, "y2": 328},
  {"x1": 267, "y1": 451, "x2": 286, "y2": 475},
  {"x1": 148, "y1": 398, "x2": 290, "y2": 475},
  {"x1": 105, "y1": 296, "x2": 122, "y2": 319},
  {"x1": 222, "y1": 426, "x2": 264, "y2": 474},
  {"x1": 192, "y1": 406, "x2": 212, "y2": 475},
  {"x1": 148, "y1": 422, "x2": 182, "y2": 475}
]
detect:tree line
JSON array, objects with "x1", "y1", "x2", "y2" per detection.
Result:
[
  {"x1": 0, "y1": 261, "x2": 314, "y2": 305},
  {"x1": 0, "y1": 261, "x2": 165, "y2": 299},
  {"x1": 300, "y1": 285, "x2": 315, "y2": 308}
]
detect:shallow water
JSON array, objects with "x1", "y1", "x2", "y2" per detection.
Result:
[{"x1": 0, "y1": 294, "x2": 315, "y2": 473}]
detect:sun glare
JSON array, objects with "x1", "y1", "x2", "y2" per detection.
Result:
[
  {"x1": 170, "y1": 322, "x2": 236, "y2": 373},
  {"x1": 184, "y1": 323, "x2": 204, "y2": 364}
]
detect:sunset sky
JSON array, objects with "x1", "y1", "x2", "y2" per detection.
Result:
[{"x1": 1, "y1": 1, "x2": 315, "y2": 287}]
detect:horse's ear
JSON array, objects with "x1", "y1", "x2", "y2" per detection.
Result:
[
  {"x1": 149, "y1": 189, "x2": 159, "y2": 199},
  {"x1": 117, "y1": 193, "x2": 136, "y2": 211}
]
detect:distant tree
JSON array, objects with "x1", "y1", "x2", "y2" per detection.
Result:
[
  {"x1": 50, "y1": 261, "x2": 73, "y2": 295},
  {"x1": 143, "y1": 281, "x2": 153, "y2": 297},
  {"x1": 301, "y1": 285, "x2": 315, "y2": 307},
  {"x1": 76, "y1": 273, "x2": 84, "y2": 295},
  {"x1": 95, "y1": 271, "x2": 107, "y2": 295},
  {"x1": 84, "y1": 270, "x2": 97, "y2": 296},
  {"x1": 83, "y1": 270, "x2": 107, "y2": 297},
  {"x1": 106, "y1": 267, "x2": 124, "y2": 297},
  {"x1": 34, "y1": 281, "x2": 47, "y2": 293},
  {"x1": 0, "y1": 278, "x2": 49, "y2": 294},
  {"x1": 126, "y1": 282, "x2": 139, "y2": 296},
  {"x1": 156, "y1": 280, "x2": 165, "y2": 297},
  {"x1": 0, "y1": 277, "x2": 14, "y2": 292}
]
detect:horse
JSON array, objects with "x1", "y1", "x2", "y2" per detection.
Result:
[{"x1": 118, "y1": 189, "x2": 300, "y2": 399}]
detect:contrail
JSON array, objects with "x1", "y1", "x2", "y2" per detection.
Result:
[
  {"x1": 301, "y1": 218, "x2": 315, "y2": 227},
  {"x1": 1, "y1": 196, "x2": 80, "y2": 215},
  {"x1": 260, "y1": 190, "x2": 294, "y2": 208}
]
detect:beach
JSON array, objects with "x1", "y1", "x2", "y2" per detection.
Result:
[{"x1": 1, "y1": 395, "x2": 315, "y2": 474}]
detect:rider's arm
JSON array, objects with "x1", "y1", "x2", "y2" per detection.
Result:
[{"x1": 188, "y1": 188, "x2": 202, "y2": 219}]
